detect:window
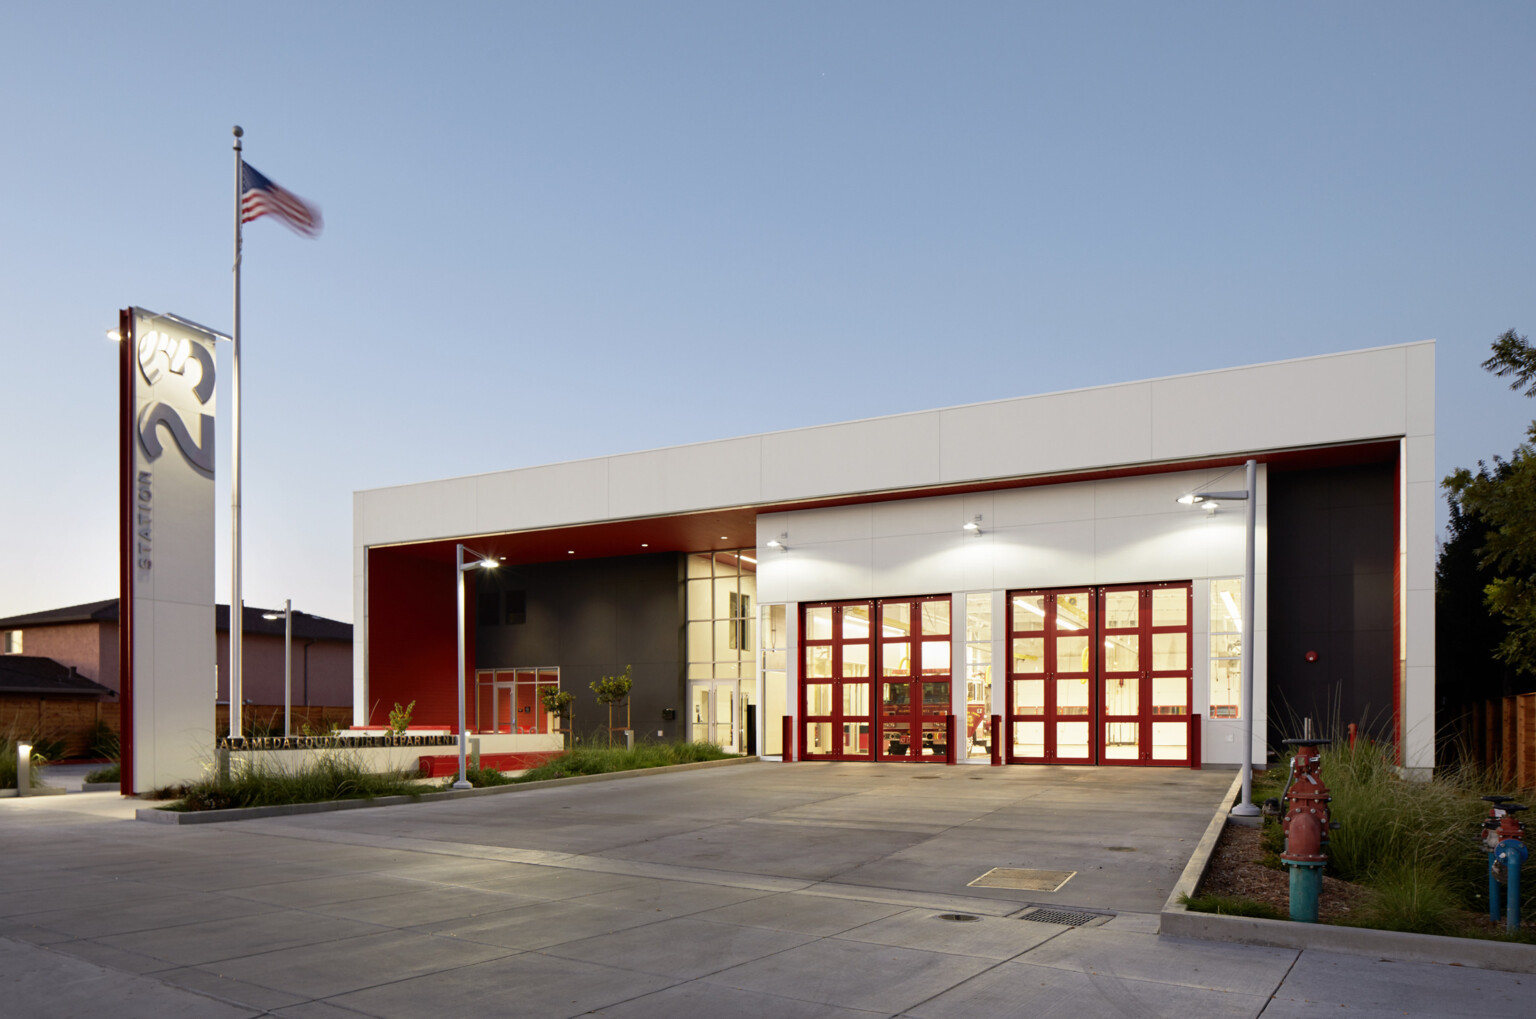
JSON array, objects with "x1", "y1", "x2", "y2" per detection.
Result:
[
  {"x1": 761, "y1": 604, "x2": 787, "y2": 755},
  {"x1": 964, "y1": 593, "x2": 993, "y2": 759},
  {"x1": 504, "y1": 590, "x2": 526, "y2": 625},
  {"x1": 1209, "y1": 578, "x2": 1243, "y2": 719},
  {"x1": 729, "y1": 591, "x2": 751, "y2": 650},
  {"x1": 685, "y1": 551, "x2": 757, "y2": 679},
  {"x1": 2, "y1": 630, "x2": 20, "y2": 654},
  {"x1": 477, "y1": 591, "x2": 500, "y2": 627}
]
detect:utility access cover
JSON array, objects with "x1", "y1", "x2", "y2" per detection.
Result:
[{"x1": 967, "y1": 867, "x2": 1075, "y2": 892}]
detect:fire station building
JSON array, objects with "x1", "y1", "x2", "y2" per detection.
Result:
[{"x1": 353, "y1": 342, "x2": 1436, "y2": 774}]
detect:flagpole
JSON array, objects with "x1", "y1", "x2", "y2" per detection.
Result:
[{"x1": 231, "y1": 125, "x2": 244, "y2": 740}]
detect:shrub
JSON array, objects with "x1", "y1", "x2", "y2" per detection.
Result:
[
  {"x1": 446, "y1": 764, "x2": 517, "y2": 789},
  {"x1": 515, "y1": 740, "x2": 732, "y2": 783},
  {"x1": 1349, "y1": 860, "x2": 1462, "y2": 936},
  {"x1": 1179, "y1": 893, "x2": 1287, "y2": 921},
  {"x1": 1319, "y1": 739, "x2": 1482, "y2": 885},
  {"x1": 389, "y1": 700, "x2": 416, "y2": 736},
  {"x1": 86, "y1": 719, "x2": 120, "y2": 761},
  {"x1": 155, "y1": 751, "x2": 422, "y2": 811}
]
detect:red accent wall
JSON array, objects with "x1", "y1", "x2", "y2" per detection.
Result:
[{"x1": 367, "y1": 547, "x2": 473, "y2": 730}]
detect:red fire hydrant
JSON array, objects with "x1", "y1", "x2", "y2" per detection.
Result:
[{"x1": 1280, "y1": 736, "x2": 1333, "y2": 922}]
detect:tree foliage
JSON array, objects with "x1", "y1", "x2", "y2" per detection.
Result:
[
  {"x1": 1443, "y1": 329, "x2": 1536, "y2": 675},
  {"x1": 1482, "y1": 328, "x2": 1536, "y2": 397},
  {"x1": 590, "y1": 665, "x2": 633, "y2": 705}
]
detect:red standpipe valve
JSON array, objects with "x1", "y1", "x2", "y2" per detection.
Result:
[{"x1": 1280, "y1": 737, "x2": 1333, "y2": 922}]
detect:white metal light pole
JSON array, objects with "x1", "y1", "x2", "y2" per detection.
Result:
[
  {"x1": 1180, "y1": 458, "x2": 1260, "y2": 816},
  {"x1": 263, "y1": 601, "x2": 292, "y2": 737},
  {"x1": 455, "y1": 545, "x2": 499, "y2": 789}
]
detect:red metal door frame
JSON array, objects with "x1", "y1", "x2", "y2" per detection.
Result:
[
  {"x1": 874, "y1": 596, "x2": 952, "y2": 761},
  {"x1": 1004, "y1": 582, "x2": 1194, "y2": 766},
  {"x1": 799, "y1": 601, "x2": 875, "y2": 760},
  {"x1": 1005, "y1": 588, "x2": 1098, "y2": 764}
]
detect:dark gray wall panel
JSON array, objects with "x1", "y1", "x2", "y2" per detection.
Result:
[
  {"x1": 1267, "y1": 462, "x2": 1396, "y2": 748},
  {"x1": 474, "y1": 553, "x2": 685, "y2": 742}
]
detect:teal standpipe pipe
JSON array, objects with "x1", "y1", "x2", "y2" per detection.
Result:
[{"x1": 1482, "y1": 798, "x2": 1528, "y2": 933}]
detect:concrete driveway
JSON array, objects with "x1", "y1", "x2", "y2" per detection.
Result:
[{"x1": 2, "y1": 761, "x2": 1529, "y2": 1017}]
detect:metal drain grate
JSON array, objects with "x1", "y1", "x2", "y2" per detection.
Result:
[{"x1": 1015, "y1": 906, "x2": 1109, "y2": 927}]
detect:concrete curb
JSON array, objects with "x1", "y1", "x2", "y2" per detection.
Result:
[
  {"x1": 0, "y1": 786, "x2": 67, "y2": 798},
  {"x1": 135, "y1": 754, "x2": 759, "y2": 825},
  {"x1": 1159, "y1": 772, "x2": 1536, "y2": 974}
]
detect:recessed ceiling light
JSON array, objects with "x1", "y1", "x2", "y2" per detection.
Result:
[
  {"x1": 641, "y1": 543, "x2": 648, "y2": 548},
  {"x1": 567, "y1": 550, "x2": 575, "y2": 554},
  {"x1": 720, "y1": 535, "x2": 729, "y2": 540}
]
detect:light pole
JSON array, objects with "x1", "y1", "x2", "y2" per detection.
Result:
[
  {"x1": 455, "y1": 545, "x2": 500, "y2": 789},
  {"x1": 262, "y1": 601, "x2": 292, "y2": 737},
  {"x1": 1180, "y1": 458, "x2": 1259, "y2": 817}
]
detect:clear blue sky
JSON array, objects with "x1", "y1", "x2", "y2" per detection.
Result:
[{"x1": 3, "y1": 2, "x2": 1533, "y2": 623}]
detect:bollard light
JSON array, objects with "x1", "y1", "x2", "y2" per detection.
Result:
[{"x1": 16, "y1": 742, "x2": 32, "y2": 798}]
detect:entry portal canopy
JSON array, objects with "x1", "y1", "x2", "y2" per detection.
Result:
[{"x1": 355, "y1": 342, "x2": 1434, "y2": 549}]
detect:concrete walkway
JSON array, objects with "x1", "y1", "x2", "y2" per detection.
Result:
[{"x1": 2, "y1": 762, "x2": 1530, "y2": 1017}]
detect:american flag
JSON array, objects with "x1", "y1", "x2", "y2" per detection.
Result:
[{"x1": 240, "y1": 161, "x2": 322, "y2": 237}]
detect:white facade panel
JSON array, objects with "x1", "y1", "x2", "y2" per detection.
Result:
[
  {"x1": 1403, "y1": 664, "x2": 1436, "y2": 774},
  {"x1": 608, "y1": 437, "x2": 762, "y2": 519},
  {"x1": 871, "y1": 532, "x2": 966, "y2": 598},
  {"x1": 871, "y1": 492, "x2": 967, "y2": 539},
  {"x1": 1405, "y1": 342, "x2": 1436, "y2": 441},
  {"x1": 1404, "y1": 433, "x2": 1435, "y2": 485},
  {"x1": 358, "y1": 476, "x2": 480, "y2": 546},
  {"x1": 937, "y1": 383, "x2": 1154, "y2": 483},
  {"x1": 1092, "y1": 513, "x2": 1211, "y2": 585},
  {"x1": 988, "y1": 520, "x2": 1098, "y2": 590},
  {"x1": 772, "y1": 504, "x2": 873, "y2": 546},
  {"x1": 475, "y1": 459, "x2": 610, "y2": 533},
  {"x1": 1404, "y1": 479, "x2": 1438, "y2": 595},
  {"x1": 1148, "y1": 349, "x2": 1408, "y2": 461},
  {"x1": 991, "y1": 481, "x2": 1096, "y2": 528},
  {"x1": 760, "y1": 412, "x2": 943, "y2": 502}
]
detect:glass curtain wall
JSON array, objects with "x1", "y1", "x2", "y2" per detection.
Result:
[
  {"x1": 761, "y1": 604, "x2": 787, "y2": 755},
  {"x1": 685, "y1": 550, "x2": 758, "y2": 750},
  {"x1": 964, "y1": 593, "x2": 993, "y2": 759},
  {"x1": 1209, "y1": 578, "x2": 1243, "y2": 719}
]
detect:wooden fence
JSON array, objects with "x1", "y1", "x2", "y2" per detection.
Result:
[
  {"x1": 0, "y1": 697, "x2": 120, "y2": 759},
  {"x1": 1461, "y1": 692, "x2": 1536, "y2": 791}
]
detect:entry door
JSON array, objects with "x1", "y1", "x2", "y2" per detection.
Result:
[
  {"x1": 1006, "y1": 589, "x2": 1097, "y2": 764},
  {"x1": 689, "y1": 682, "x2": 738, "y2": 752},
  {"x1": 1100, "y1": 584, "x2": 1192, "y2": 765},
  {"x1": 800, "y1": 602, "x2": 875, "y2": 760}
]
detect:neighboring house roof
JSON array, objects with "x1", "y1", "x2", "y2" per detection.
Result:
[
  {"x1": 0, "y1": 600, "x2": 351, "y2": 642},
  {"x1": 0, "y1": 599, "x2": 120, "y2": 628},
  {"x1": 0, "y1": 656, "x2": 115, "y2": 696}
]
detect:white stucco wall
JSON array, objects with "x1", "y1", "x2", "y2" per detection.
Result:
[{"x1": 755, "y1": 466, "x2": 1267, "y2": 767}]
